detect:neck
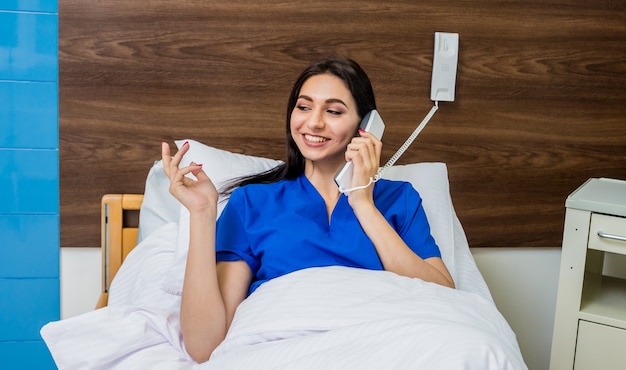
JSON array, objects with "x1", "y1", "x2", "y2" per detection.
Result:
[{"x1": 305, "y1": 159, "x2": 342, "y2": 187}]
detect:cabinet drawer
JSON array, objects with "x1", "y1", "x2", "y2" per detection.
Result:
[
  {"x1": 589, "y1": 213, "x2": 626, "y2": 254},
  {"x1": 575, "y1": 320, "x2": 626, "y2": 370}
]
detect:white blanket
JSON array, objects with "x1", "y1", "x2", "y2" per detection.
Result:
[
  {"x1": 208, "y1": 266, "x2": 526, "y2": 369},
  {"x1": 42, "y1": 264, "x2": 526, "y2": 369}
]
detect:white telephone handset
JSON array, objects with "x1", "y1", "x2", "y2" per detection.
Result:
[{"x1": 334, "y1": 110, "x2": 385, "y2": 192}]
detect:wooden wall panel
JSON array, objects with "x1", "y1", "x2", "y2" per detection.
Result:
[{"x1": 59, "y1": 0, "x2": 626, "y2": 248}]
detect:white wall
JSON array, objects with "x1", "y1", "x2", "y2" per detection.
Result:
[
  {"x1": 60, "y1": 248, "x2": 101, "y2": 319},
  {"x1": 472, "y1": 248, "x2": 561, "y2": 370},
  {"x1": 61, "y1": 247, "x2": 562, "y2": 370}
]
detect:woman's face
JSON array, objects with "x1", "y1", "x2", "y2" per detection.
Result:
[{"x1": 290, "y1": 73, "x2": 360, "y2": 169}]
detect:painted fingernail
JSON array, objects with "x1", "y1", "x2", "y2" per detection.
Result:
[
  {"x1": 183, "y1": 141, "x2": 189, "y2": 146},
  {"x1": 358, "y1": 129, "x2": 366, "y2": 134}
]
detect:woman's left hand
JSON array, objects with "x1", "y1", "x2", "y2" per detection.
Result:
[{"x1": 344, "y1": 129, "x2": 382, "y2": 208}]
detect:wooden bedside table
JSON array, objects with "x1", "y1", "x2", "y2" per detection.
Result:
[{"x1": 550, "y1": 178, "x2": 626, "y2": 370}]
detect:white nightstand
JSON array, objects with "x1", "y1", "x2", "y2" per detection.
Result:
[{"x1": 550, "y1": 178, "x2": 626, "y2": 370}]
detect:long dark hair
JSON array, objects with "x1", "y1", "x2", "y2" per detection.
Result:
[{"x1": 221, "y1": 56, "x2": 377, "y2": 195}]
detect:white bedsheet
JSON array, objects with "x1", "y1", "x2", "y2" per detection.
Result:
[{"x1": 41, "y1": 218, "x2": 526, "y2": 369}]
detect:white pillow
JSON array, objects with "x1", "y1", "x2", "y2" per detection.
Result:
[
  {"x1": 137, "y1": 140, "x2": 282, "y2": 243},
  {"x1": 137, "y1": 161, "x2": 181, "y2": 243},
  {"x1": 158, "y1": 140, "x2": 456, "y2": 295}
]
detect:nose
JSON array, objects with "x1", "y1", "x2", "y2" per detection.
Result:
[{"x1": 306, "y1": 109, "x2": 325, "y2": 130}]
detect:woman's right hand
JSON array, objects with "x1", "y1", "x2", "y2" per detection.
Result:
[{"x1": 161, "y1": 141, "x2": 218, "y2": 215}]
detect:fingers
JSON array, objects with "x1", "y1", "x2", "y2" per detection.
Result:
[
  {"x1": 167, "y1": 162, "x2": 204, "y2": 200},
  {"x1": 172, "y1": 141, "x2": 190, "y2": 167},
  {"x1": 343, "y1": 133, "x2": 380, "y2": 199},
  {"x1": 345, "y1": 131, "x2": 381, "y2": 171},
  {"x1": 358, "y1": 130, "x2": 382, "y2": 157},
  {"x1": 160, "y1": 142, "x2": 218, "y2": 211},
  {"x1": 172, "y1": 163, "x2": 202, "y2": 183},
  {"x1": 189, "y1": 162, "x2": 207, "y2": 180},
  {"x1": 162, "y1": 141, "x2": 190, "y2": 178},
  {"x1": 161, "y1": 142, "x2": 172, "y2": 174}
]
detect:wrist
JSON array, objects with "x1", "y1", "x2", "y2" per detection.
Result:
[
  {"x1": 350, "y1": 197, "x2": 378, "y2": 218},
  {"x1": 188, "y1": 204, "x2": 218, "y2": 222}
]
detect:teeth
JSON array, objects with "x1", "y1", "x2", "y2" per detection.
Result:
[{"x1": 305, "y1": 134, "x2": 327, "y2": 143}]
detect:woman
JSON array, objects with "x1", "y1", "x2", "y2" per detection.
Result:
[{"x1": 161, "y1": 57, "x2": 454, "y2": 363}]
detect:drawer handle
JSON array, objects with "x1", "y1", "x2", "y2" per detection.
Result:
[{"x1": 597, "y1": 231, "x2": 626, "y2": 243}]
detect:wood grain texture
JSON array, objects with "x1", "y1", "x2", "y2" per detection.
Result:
[{"x1": 60, "y1": 0, "x2": 626, "y2": 248}]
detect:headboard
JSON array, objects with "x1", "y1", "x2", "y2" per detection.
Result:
[
  {"x1": 96, "y1": 194, "x2": 143, "y2": 308},
  {"x1": 60, "y1": 0, "x2": 626, "y2": 249}
]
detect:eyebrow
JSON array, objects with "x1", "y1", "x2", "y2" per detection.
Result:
[{"x1": 297, "y1": 95, "x2": 349, "y2": 108}]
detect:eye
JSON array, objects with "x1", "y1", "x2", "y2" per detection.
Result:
[
  {"x1": 326, "y1": 109, "x2": 342, "y2": 116},
  {"x1": 296, "y1": 105, "x2": 310, "y2": 111}
]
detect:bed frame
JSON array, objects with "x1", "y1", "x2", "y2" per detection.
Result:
[{"x1": 96, "y1": 194, "x2": 144, "y2": 309}]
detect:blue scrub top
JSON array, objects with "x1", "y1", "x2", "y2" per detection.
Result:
[{"x1": 216, "y1": 174, "x2": 441, "y2": 295}]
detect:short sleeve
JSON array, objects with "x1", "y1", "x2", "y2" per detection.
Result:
[
  {"x1": 215, "y1": 190, "x2": 261, "y2": 274},
  {"x1": 394, "y1": 183, "x2": 442, "y2": 260}
]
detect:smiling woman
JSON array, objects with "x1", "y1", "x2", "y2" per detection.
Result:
[
  {"x1": 158, "y1": 57, "x2": 454, "y2": 361},
  {"x1": 291, "y1": 74, "x2": 362, "y2": 173}
]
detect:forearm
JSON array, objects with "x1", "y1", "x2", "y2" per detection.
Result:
[
  {"x1": 180, "y1": 210, "x2": 226, "y2": 362},
  {"x1": 353, "y1": 203, "x2": 455, "y2": 288}
]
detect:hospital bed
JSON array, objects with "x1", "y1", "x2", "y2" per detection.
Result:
[{"x1": 41, "y1": 139, "x2": 527, "y2": 369}]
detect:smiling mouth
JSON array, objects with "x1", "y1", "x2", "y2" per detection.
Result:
[{"x1": 304, "y1": 134, "x2": 328, "y2": 143}]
